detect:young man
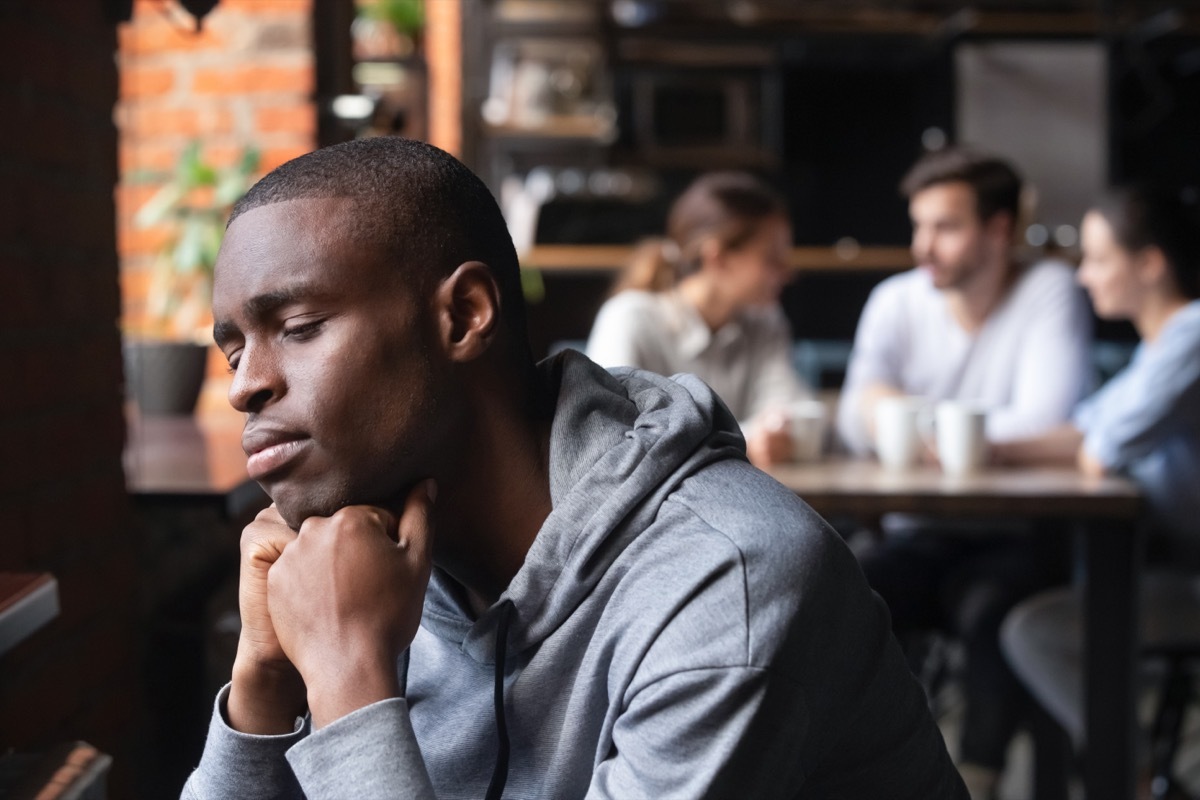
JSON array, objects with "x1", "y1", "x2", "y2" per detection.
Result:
[
  {"x1": 184, "y1": 137, "x2": 966, "y2": 799},
  {"x1": 836, "y1": 147, "x2": 1093, "y2": 797}
]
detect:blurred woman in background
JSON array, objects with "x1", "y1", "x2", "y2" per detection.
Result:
[
  {"x1": 586, "y1": 171, "x2": 812, "y2": 468},
  {"x1": 997, "y1": 185, "x2": 1200, "y2": 760}
]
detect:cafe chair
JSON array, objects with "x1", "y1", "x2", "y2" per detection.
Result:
[{"x1": 1143, "y1": 642, "x2": 1200, "y2": 800}]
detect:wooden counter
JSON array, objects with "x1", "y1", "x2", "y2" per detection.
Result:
[{"x1": 521, "y1": 244, "x2": 912, "y2": 274}]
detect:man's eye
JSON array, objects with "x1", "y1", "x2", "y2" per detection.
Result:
[{"x1": 283, "y1": 319, "x2": 323, "y2": 340}]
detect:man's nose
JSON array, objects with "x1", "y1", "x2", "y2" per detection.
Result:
[{"x1": 228, "y1": 345, "x2": 279, "y2": 413}]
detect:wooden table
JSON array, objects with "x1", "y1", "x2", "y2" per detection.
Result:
[
  {"x1": 768, "y1": 458, "x2": 1143, "y2": 800},
  {"x1": 123, "y1": 403, "x2": 264, "y2": 515}
]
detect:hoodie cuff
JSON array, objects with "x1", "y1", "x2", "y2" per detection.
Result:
[
  {"x1": 185, "y1": 683, "x2": 308, "y2": 799},
  {"x1": 286, "y1": 698, "x2": 436, "y2": 799}
]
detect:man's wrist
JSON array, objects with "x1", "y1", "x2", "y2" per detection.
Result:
[
  {"x1": 305, "y1": 658, "x2": 402, "y2": 730},
  {"x1": 228, "y1": 658, "x2": 307, "y2": 735}
]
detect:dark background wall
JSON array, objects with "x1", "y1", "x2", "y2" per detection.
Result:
[{"x1": 0, "y1": 2, "x2": 140, "y2": 797}]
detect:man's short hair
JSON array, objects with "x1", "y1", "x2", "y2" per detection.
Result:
[
  {"x1": 899, "y1": 146, "x2": 1023, "y2": 224},
  {"x1": 230, "y1": 136, "x2": 529, "y2": 349}
]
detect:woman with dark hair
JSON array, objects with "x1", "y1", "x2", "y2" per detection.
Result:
[
  {"x1": 586, "y1": 172, "x2": 812, "y2": 468},
  {"x1": 997, "y1": 185, "x2": 1200, "y2": 753}
]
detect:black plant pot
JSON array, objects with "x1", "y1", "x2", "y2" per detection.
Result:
[{"x1": 124, "y1": 340, "x2": 210, "y2": 415}]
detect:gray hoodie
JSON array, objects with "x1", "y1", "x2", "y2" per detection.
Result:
[{"x1": 183, "y1": 352, "x2": 966, "y2": 799}]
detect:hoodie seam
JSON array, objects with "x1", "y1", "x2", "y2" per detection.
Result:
[{"x1": 667, "y1": 495, "x2": 754, "y2": 664}]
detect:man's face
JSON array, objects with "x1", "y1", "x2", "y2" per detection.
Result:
[
  {"x1": 212, "y1": 197, "x2": 453, "y2": 529},
  {"x1": 908, "y1": 181, "x2": 994, "y2": 291}
]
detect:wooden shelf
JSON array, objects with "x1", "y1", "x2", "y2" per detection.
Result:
[
  {"x1": 520, "y1": 244, "x2": 912, "y2": 274},
  {"x1": 484, "y1": 116, "x2": 615, "y2": 141},
  {"x1": 0, "y1": 572, "x2": 59, "y2": 656}
]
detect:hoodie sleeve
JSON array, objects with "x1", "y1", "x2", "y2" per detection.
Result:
[
  {"x1": 181, "y1": 686, "x2": 436, "y2": 800},
  {"x1": 180, "y1": 684, "x2": 308, "y2": 800},
  {"x1": 285, "y1": 698, "x2": 436, "y2": 799}
]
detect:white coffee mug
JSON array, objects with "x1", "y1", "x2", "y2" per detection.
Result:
[
  {"x1": 935, "y1": 401, "x2": 988, "y2": 475},
  {"x1": 874, "y1": 397, "x2": 925, "y2": 470},
  {"x1": 788, "y1": 400, "x2": 828, "y2": 462}
]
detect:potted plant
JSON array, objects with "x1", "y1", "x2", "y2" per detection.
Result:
[
  {"x1": 125, "y1": 141, "x2": 260, "y2": 415},
  {"x1": 352, "y1": 0, "x2": 425, "y2": 60}
]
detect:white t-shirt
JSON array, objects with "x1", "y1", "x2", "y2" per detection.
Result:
[
  {"x1": 586, "y1": 289, "x2": 810, "y2": 429},
  {"x1": 837, "y1": 260, "x2": 1094, "y2": 454}
]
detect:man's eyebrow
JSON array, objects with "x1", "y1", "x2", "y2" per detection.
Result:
[{"x1": 212, "y1": 284, "x2": 324, "y2": 348}]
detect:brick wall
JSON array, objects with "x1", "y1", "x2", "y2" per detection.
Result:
[
  {"x1": 116, "y1": 0, "x2": 315, "y2": 369},
  {"x1": 0, "y1": 1, "x2": 138, "y2": 797}
]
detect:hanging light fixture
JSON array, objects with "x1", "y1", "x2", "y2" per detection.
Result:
[{"x1": 179, "y1": 0, "x2": 220, "y2": 32}]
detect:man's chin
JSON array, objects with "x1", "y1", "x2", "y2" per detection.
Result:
[
  {"x1": 921, "y1": 265, "x2": 955, "y2": 290},
  {"x1": 265, "y1": 487, "x2": 344, "y2": 532}
]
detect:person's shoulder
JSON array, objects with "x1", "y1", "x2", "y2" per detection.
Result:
[
  {"x1": 1170, "y1": 299, "x2": 1200, "y2": 337},
  {"x1": 858, "y1": 268, "x2": 935, "y2": 326},
  {"x1": 593, "y1": 290, "x2": 670, "y2": 329},
  {"x1": 666, "y1": 460, "x2": 842, "y2": 573},
  {"x1": 1150, "y1": 300, "x2": 1200, "y2": 361},
  {"x1": 875, "y1": 267, "x2": 929, "y2": 293},
  {"x1": 868, "y1": 268, "x2": 936, "y2": 306},
  {"x1": 1017, "y1": 257, "x2": 1078, "y2": 291},
  {"x1": 1007, "y1": 257, "x2": 1086, "y2": 311}
]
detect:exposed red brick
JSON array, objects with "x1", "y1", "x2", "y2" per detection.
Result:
[
  {"x1": 120, "y1": 64, "x2": 175, "y2": 99},
  {"x1": 220, "y1": 0, "x2": 312, "y2": 11},
  {"x1": 259, "y1": 143, "x2": 314, "y2": 172},
  {"x1": 193, "y1": 64, "x2": 313, "y2": 95},
  {"x1": 255, "y1": 103, "x2": 317, "y2": 135}
]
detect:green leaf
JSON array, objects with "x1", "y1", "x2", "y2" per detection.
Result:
[
  {"x1": 173, "y1": 216, "x2": 207, "y2": 273},
  {"x1": 199, "y1": 220, "x2": 224, "y2": 277},
  {"x1": 134, "y1": 182, "x2": 186, "y2": 228},
  {"x1": 521, "y1": 267, "x2": 545, "y2": 305},
  {"x1": 237, "y1": 146, "x2": 262, "y2": 176}
]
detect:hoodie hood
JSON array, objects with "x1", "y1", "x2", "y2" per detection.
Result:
[{"x1": 421, "y1": 350, "x2": 746, "y2": 662}]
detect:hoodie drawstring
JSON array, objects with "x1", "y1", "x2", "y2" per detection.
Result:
[{"x1": 484, "y1": 599, "x2": 515, "y2": 800}]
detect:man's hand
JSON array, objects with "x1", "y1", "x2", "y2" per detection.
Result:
[
  {"x1": 268, "y1": 480, "x2": 437, "y2": 729},
  {"x1": 228, "y1": 504, "x2": 307, "y2": 734},
  {"x1": 746, "y1": 413, "x2": 794, "y2": 469}
]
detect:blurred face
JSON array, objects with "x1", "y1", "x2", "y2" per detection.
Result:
[
  {"x1": 1077, "y1": 210, "x2": 1145, "y2": 321},
  {"x1": 717, "y1": 214, "x2": 793, "y2": 310},
  {"x1": 212, "y1": 197, "x2": 456, "y2": 529},
  {"x1": 908, "y1": 181, "x2": 995, "y2": 291}
]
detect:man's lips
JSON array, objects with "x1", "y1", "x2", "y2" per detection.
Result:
[{"x1": 242, "y1": 428, "x2": 310, "y2": 480}]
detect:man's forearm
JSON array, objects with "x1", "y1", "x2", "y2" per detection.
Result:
[
  {"x1": 990, "y1": 424, "x2": 1084, "y2": 467},
  {"x1": 860, "y1": 382, "x2": 906, "y2": 441}
]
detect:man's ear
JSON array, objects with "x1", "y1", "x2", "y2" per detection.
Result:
[
  {"x1": 433, "y1": 261, "x2": 501, "y2": 362},
  {"x1": 985, "y1": 210, "x2": 1015, "y2": 244}
]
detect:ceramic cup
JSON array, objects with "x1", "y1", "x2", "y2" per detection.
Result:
[
  {"x1": 935, "y1": 401, "x2": 989, "y2": 476},
  {"x1": 788, "y1": 400, "x2": 829, "y2": 462},
  {"x1": 874, "y1": 396, "x2": 925, "y2": 470}
]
